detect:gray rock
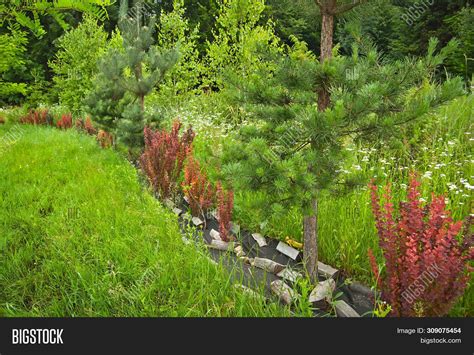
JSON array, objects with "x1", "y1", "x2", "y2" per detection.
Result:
[
  {"x1": 277, "y1": 268, "x2": 303, "y2": 283},
  {"x1": 234, "y1": 245, "x2": 246, "y2": 257},
  {"x1": 271, "y1": 280, "x2": 297, "y2": 305},
  {"x1": 172, "y1": 207, "x2": 183, "y2": 216},
  {"x1": 276, "y1": 241, "x2": 300, "y2": 260},
  {"x1": 318, "y1": 261, "x2": 339, "y2": 279},
  {"x1": 231, "y1": 222, "x2": 240, "y2": 235},
  {"x1": 233, "y1": 284, "x2": 265, "y2": 301},
  {"x1": 348, "y1": 282, "x2": 376, "y2": 298},
  {"x1": 335, "y1": 300, "x2": 360, "y2": 317},
  {"x1": 192, "y1": 216, "x2": 203, "y2": 227},
  {"x1": 309, "y1": 278, "x2": 336, "y2": 304},
  {"x1": 210, "y1": 228, "x2": 221, "y2": 241},
  {"x1": 164, "y1": 198, "x2": 175, "y2": 209},
  {"x1": 252, "y1": 257, "x2": 285, "y2": 274},
  {"x1": 207, "y1": 240, "x2": 235, "y2": 251},
  {"x1": 251, "y1": 233, "x2": 267, "y2": 247}
]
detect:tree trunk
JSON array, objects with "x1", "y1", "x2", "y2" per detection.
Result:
[
  {"x1": 303, "y1": 199, "x2": 318, "y2": 284},
  {"x1": 304, "y1": 1, "x2": 336, "y2": 284},
  {"x1": 317, "y1": 7, "x2": 334, "y2": 111}
]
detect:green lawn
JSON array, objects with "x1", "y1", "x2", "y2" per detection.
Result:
[{"x1": 0, "y1": 125, "x2": 292, "y2": 317}]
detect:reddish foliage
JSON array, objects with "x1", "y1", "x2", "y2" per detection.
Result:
[
  {"x1": 97, "y1": 129, "x2": 114, "y2": 148},
  {"x1": 182, "y1": 155, "x2": 214, "y2": 218},
  {"x1": 216, "y1": 182, "x2": 234, "y2": 242},
  {"x1": 75, "y1": 116, "x2": 97, "y2": 135},
  {"x1": 0, "y1": 117, "x2": 5, "y2": 124},
  {"x1": 56, "y1": 113, "x2": 73, "y2": 130},
  {"x1": 140, "y1": 120, "x2": 195, "y2": 199},
  {"x1": 20, "y1": 109, "x2": 51, "y2": 125},
  {"x1": 369, "y1": 173, "x2": 473, "y2": 316}
]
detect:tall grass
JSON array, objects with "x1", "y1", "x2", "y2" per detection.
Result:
[
  {"x1": 187, "y1": 94, "x2": 473, "y2": 316},
  {"x1": 0, "y1": 125, "x2": 298, "y2": 317}
]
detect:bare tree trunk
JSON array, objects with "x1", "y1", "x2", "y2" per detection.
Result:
[
  {"x1": 303, "y1": 199, "x2": 318, "y2": 284},
  {"x1": 303, "y1": 1, "x2": 336, "y2": 284},
  {"x1": 317, "y1": 6, "x2": 334, "y2": 110}
]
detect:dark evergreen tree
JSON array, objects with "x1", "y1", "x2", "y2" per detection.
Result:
[
  {"x1": 86, "y1": 0, "x2": 178, "y2": 152},
  {"x1": 223, "y1": 33, "x2": 465, "y2": 283}
]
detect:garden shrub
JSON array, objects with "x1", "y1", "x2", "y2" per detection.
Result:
[
  {"x1": 75, "y1": 116, "x2": 97, "y2": 135},
  {"x1": 56, "y1": 113, "x2": 73, "y2": 130},
  {"x1": 182, "y1": 155, "x2": 215, "y2": 218},
  {"x1": 20, "y1": 109, "x2": 52, "y2": 126},
  {"x1": 97, "y1": 129, "x2": 114, "y2": 148},
  {"x1": 216, "y1": 182, "x2": 234, "y2": 242},
  {"x1": 140, "y1": 121, "x2": 195, "y2": 199},
  {"x1": 368, "y1": 173, "x2": 473, "y2": 316}
]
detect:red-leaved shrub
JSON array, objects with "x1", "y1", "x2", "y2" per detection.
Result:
[
  {"x1": 368, "y1": 173, "x2": 473, "y2": 316},
  {"x1": 20, "y1": 109, "x2": 51, "y2": 125},
  {"x1": 75, "y1": 116, "x2": 97, "y2": 135},
  {"x1": 140, "y1": 120, "x2": 195, "y2": 199},
  {"x1": 182, "y1": 155, "x2": 214, "y2": 218},
  {"x1": 56, "y1": 113, "x2": 73, "y2": 129},
  {"x1": 216, "y1": 182, "x2": 234, "y2": 242},
  {"x1": 97, "y1": 129, "x2": 114, "y2": 148}
]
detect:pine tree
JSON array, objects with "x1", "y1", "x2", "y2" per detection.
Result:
[
  {"x1": 86, "y1": 0, "x2": 179, "y2": 153},
  {"x1": 224, "y1": 31, "x2": 465, "y2": 284}
]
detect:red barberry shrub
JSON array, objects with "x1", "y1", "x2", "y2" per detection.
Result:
[
  {"x1": 368, "y1": 173, "x2": 473, "y2": 317},
  {"x1": 182, "y1": 155, "x2": 214, "y2": 218},
  {"x1": 97, "y1": 129, "x2": 113, "y2": 148},
  {"x1": 84, "y1": 117, "x2": 96, "y2": 135},
  {"x1": 75, "y1": 116, "x2": 97, "y2": 135},
  {"x1": 216, "y1": 182, "x2": 234, "y2": 242},
  {"x1": 20, "y1": 109, "x2": 50, "y2": 125},
  {"x1": 56, "y1": 113, "x2": 73, "y2": 129},
  {"x1": 140, "y1": 120, "x2": 195, "y2": 199},
  {"x1": 0, "y1": 116, "x2": 5, "y2": 124}
]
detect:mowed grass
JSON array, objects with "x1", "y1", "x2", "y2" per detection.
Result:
[{"x1": 0, "y1": 125, "x2": 293, "y2": 317}]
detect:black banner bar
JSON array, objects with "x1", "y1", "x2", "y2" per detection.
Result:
[{"x1": 0, "y1": 317, "x2": 472, "y2": 355}]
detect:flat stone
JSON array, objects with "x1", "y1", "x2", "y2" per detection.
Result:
[
  {"x1": 207, "y1": 240, "x2": 235, "y2": 251},
  {"x1": 234, "y1": 245, "x2": 246, "y2": 257},
  {"x1": 210, "y1": 228, "x2": 221, "y2": 241},
  {"x1": 335, "y1": 300, "x2": 360, "y2": 317},
  {"x1": 233, "y1": 284, "x2": 265, "y2": 301},
  {"x1": 239, "y1": 256, "x2": 253, "y2": 265},
  {"x1": 252, "y1": 257, "x2": 285, "y2": 274},
  {"x1": 277, "y1": 268, "x2": 303, "y2": 283},
  {"x1": 276, "y1": 241, "x2": 300, "y2": 260},
  {"x1": 192, "y1": 216, "x2": 203, "y2": 227},
  {"x1": 172, "y1": 207, "x2": 183, "y2": 216},
  {"x1": 270, "y1": 280, "x2": 297, "y2": 305},
  {"x1": 309, "y1": 278, "x2": 336, "y2": 304},
  {"x1": 183, "y1": 195, "x2": 190, "y2": 204},
  {"x1": 231, "y1": 222, "x2": 240, "y2": 235},
  {"x1": 210, "y1": 210, "x2": 219, "y2": 221},
  {"x1": 251, "y1": 233, "x2": 267, "y2": 247},
  {"x1": 348, "y1": 282, "x2": 376, "y2": 299},
  {"x1": 318, "y1": 261, "x2": 339, "y2": 279},
  {"x1": 164, "y1": 198, "x2": 175, "y2": 209}
]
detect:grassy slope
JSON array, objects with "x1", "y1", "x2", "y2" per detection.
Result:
[{"x1": 0, "y1": 125, "x2": 291, "y2": 317}]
